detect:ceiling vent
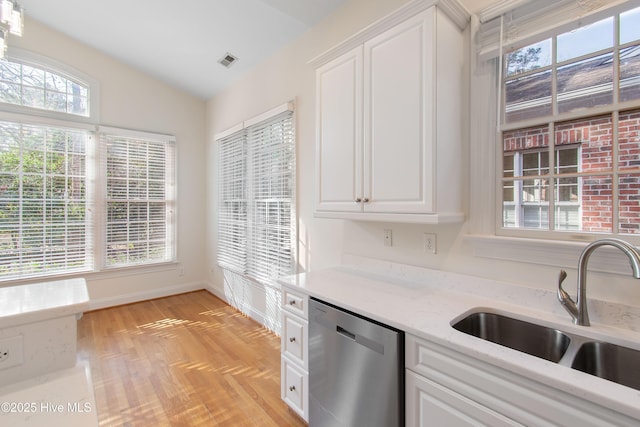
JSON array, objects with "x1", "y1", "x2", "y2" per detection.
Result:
[{"x1": 218, "y1": 52, "x2": 238, "y2": 68}]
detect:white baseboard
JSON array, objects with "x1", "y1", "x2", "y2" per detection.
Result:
[
  {"x1": 88, "y1": 281, "x2": 206, "y2": 311},
  {"x1": 205, "y1": 281, "x2": 227, "y2": 303},
  {"x1": 205, "y1": 280, "x2": 281, "y2": 334}
]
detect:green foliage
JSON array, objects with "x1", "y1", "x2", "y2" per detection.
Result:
[
  {"x1": 0, "y1": 125, "x2": 88, "y2": 276},
  {"x1": 507, "y1": 47, "x2": 543, "y2": 75}
]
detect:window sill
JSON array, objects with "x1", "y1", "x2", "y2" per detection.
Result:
[
  {"x1": 1, "y1": 262, "x2": 180, "y2": 287},
  {"x1": 465, "y1": 234, "x2": 636, "y2": 276}
]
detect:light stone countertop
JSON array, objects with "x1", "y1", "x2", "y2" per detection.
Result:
[
  {"x1": 0, "y1": 278, "x2": 90, "y2": 328},
  {"x1": 278, "y1": 261, "x2": 640, "y2": 421}
]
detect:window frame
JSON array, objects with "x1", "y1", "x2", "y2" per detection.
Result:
[
  {"x1": 467, "y1": 1, "x2": 640, "y2": 273},
  {"x1": 0, "y1": 52, "x2": 177, "y2": 283},
  {"x1": 97, "y1": 126, "x2": 177, "y2": 271},
  {"x1": 0, "y1": 113, "x2": 95, "y2": 281},
  {"x1": 215, "y1": 102, "x2": 297, "y2": 287},
  {"x1": 495, "y1": 4, "x2": 640, "y2": 244},
  {"x1": 3, "y1": 49, "x2": 100, "y2": 125}
]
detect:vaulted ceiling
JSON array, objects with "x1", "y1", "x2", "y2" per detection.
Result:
[{"x1": 19, "y1": 0, "x2": 347, "y2": 100}]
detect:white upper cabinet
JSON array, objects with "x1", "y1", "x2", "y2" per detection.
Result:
[
  {"x1": 364, "y1": 10, "x2": 434, "y2": 214},
  {"x1": 315, "y1": 46, "x2": 363, "y2": 213},
  {"x1": 313, "y1": 0, "x2": 469, "y2": 223}
]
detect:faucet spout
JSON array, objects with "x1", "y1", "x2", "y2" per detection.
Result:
[{"x1": 558, "y1": 238, "x2": 640, "y2": 326}]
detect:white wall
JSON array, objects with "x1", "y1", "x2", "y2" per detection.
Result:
[
  {"x1": 9, "y1": 18, "x2": 208, "y2": 309},
  {"x1": 206, "y1": 0, "x2": 640, "y2": 324},
  {"x1": 205, "y1": 0, "x2": 414, "y2": 321}
]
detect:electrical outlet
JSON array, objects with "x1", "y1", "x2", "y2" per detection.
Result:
[
  {"x1": 384, "y1": 229, "x2": 393, "y2": 247},
  {"x1": 0, "y1": 335, "x2": 24, "y2": 370},
  {"x1": 424, "y1": 233, "x2": 437, "y2": 254}
]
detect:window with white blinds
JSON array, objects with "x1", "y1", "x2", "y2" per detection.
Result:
[
  {"x1": 0, "y1": 121, "x2": 92, "y2": 279},
  {"x1": 217, "y1": 103, "x2": 295, "y2": 285},
  {"x1": 101, "y1": 129, "x2": 176, "y2": 268},
  {"x1": 0, "y1": 53, "x2": 178, "y2": 282}
]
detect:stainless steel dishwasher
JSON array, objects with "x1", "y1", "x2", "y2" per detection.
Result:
[{"x1": 309, "y1": 297, "x2": 404, "y2": 427}]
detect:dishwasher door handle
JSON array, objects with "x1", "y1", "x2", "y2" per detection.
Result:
[
  {"x1": 336, "y1": 325, "x2": 385, "y2": 355},
  {"x1": 336, "y1": 325, "x2": 356, "y2": 340}
]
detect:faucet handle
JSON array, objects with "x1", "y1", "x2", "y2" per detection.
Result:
[
  {"x1": 557, "y1": 269, "x2": 571, "y2": 302},
  {"x1": 558, "y1": 269, "x2": 567, "y2": 288},
  {"x1": 557, "y1": 269, "x2": 579, "y2": 322}
]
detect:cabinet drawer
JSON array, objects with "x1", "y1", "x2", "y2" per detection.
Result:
[
  {"x1": 282, "y1": 311, "x2": 308, "y2": 368},
  {"x1": 281, "y1": 356, "x2": 308, "y2": 421},
  {"x1": 282, "y1": 288, "x2": 308, "y2": 319}
]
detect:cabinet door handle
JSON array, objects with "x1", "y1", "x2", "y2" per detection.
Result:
[
  {"x1": 363, "y1": 198, "x2": 369, "y2": 203},
  {"x1": 355, "y1": 198, "x2": 362, "y2": 203},
  {"x1": 289, "y1": 385, "x2": 296, "y2": 391},
  {"x1": 289, "y1": 336, "x2": 296, "y2": 342}
]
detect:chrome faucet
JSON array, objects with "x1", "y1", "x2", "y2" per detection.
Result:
[{"x1": 557, "y1": 238, "x2": 640, "y2": 326}]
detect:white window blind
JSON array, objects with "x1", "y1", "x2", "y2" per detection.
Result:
[
  {"x1": 216, "y1": 103, "x2": 295, "y2": 285},
  {"x1": 100, "y1": 128, "x2": 176, "y2": 268},
  {"x1": 217, "y1": 129, "x2": 247, "y2": 273},
  {"x1": 477, "y1": 0, "x2": 639, "y2": 61},
  {"x1": 0, "y1": 120, "x2": 92, "y2": 279}
]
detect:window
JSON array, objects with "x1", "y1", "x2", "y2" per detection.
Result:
[
  {"x1": 0, "y1": 121, "x2": 91, "y2": 279},
  {"x1": 216, "y1": 103, "x2": 295, "y2": 285},
  {"x1": 0, "y1": 59, "x2": 89, "y2": 117},
  {"x1": 101, "y1": 130, "x2": 176, "y2": 268},
  {"x1": 0, "y1": 54, "x2": 176, "y2": 281},
  {"x1": 498, "y1": 4, "x2": 640, "y2": 237}
]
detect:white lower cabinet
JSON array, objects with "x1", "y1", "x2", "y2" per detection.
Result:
[
  {"x1": 406, "y1": 335, "x2": 639, "y2": 427},
  {"x1": 406, "y1": 370, "x2": 519, "y2": 427},
  {"x1": 280, "y1": 287, "x2": 309, "y2": 421}
]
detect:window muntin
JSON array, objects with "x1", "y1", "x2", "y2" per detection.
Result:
[
  {"x1": 0, "y1": 60, "x2": 89, "y2": 117},
  {"x1": 0, "y1": 121, "x2": 91, "y2": 279},
  {"x1": 103, "y1": 133, "x2": 175, "y2": 268},
  {"x1": 500, "y1": 6, "x2": 640, "y2": 238}
]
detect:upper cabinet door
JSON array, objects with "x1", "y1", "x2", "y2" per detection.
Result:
[
  {"x1": 312, "y1": 3, "x2": 466, "y2": 223},
  {"x1": 315, "y1": 46, "x2": 364, "y2": 213},
  {"x1": 363, "y1": 8, "x2": 435, "y2": 214}
]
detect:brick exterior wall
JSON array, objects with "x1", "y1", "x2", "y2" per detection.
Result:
[
  {"x1": 619, "y1": 110, "x2": 640, "y2": 233},
  {"x1": 503, "y1": 109, "x2": 640, "y2": 233}
]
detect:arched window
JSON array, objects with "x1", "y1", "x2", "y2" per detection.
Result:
[
  {"x1": 0, "y1": 56, "x2": 91, "y2": 117},
  {"x1": 0, "y1": 52, "x2": 177, "y2": 282}
]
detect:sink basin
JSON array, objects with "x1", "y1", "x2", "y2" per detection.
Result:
[
  {"x1": 452, "y1": 312, "x2": 571, "y2": 363},
  {"x1": 571, "y1": 341, "x2": 640, "y2": 391}
]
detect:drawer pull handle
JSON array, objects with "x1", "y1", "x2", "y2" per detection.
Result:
[
  {"x1": 289, "y1": 337, "x2": 296, "y2": 342},
  {"x1": 289, "y1": 385, "x2": 296, "y2": 391},
  {"x1": 288, "y1": 300, "x2": 296, "y2": 305}
]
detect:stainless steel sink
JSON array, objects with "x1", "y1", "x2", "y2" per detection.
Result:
[
  {"x1": 452, "y1": 310, "x2": 640, "y2": 392},
  {"x1": 571, "y1": 341, "x2": 640, "y2": 391},
  {"x1": 452, "y1": 312, "x2": 571, "y2": 363}
]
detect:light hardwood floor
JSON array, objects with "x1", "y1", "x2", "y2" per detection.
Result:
[{"x1": 77, "y1": 290, "x2": 307, "y2": 426}]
